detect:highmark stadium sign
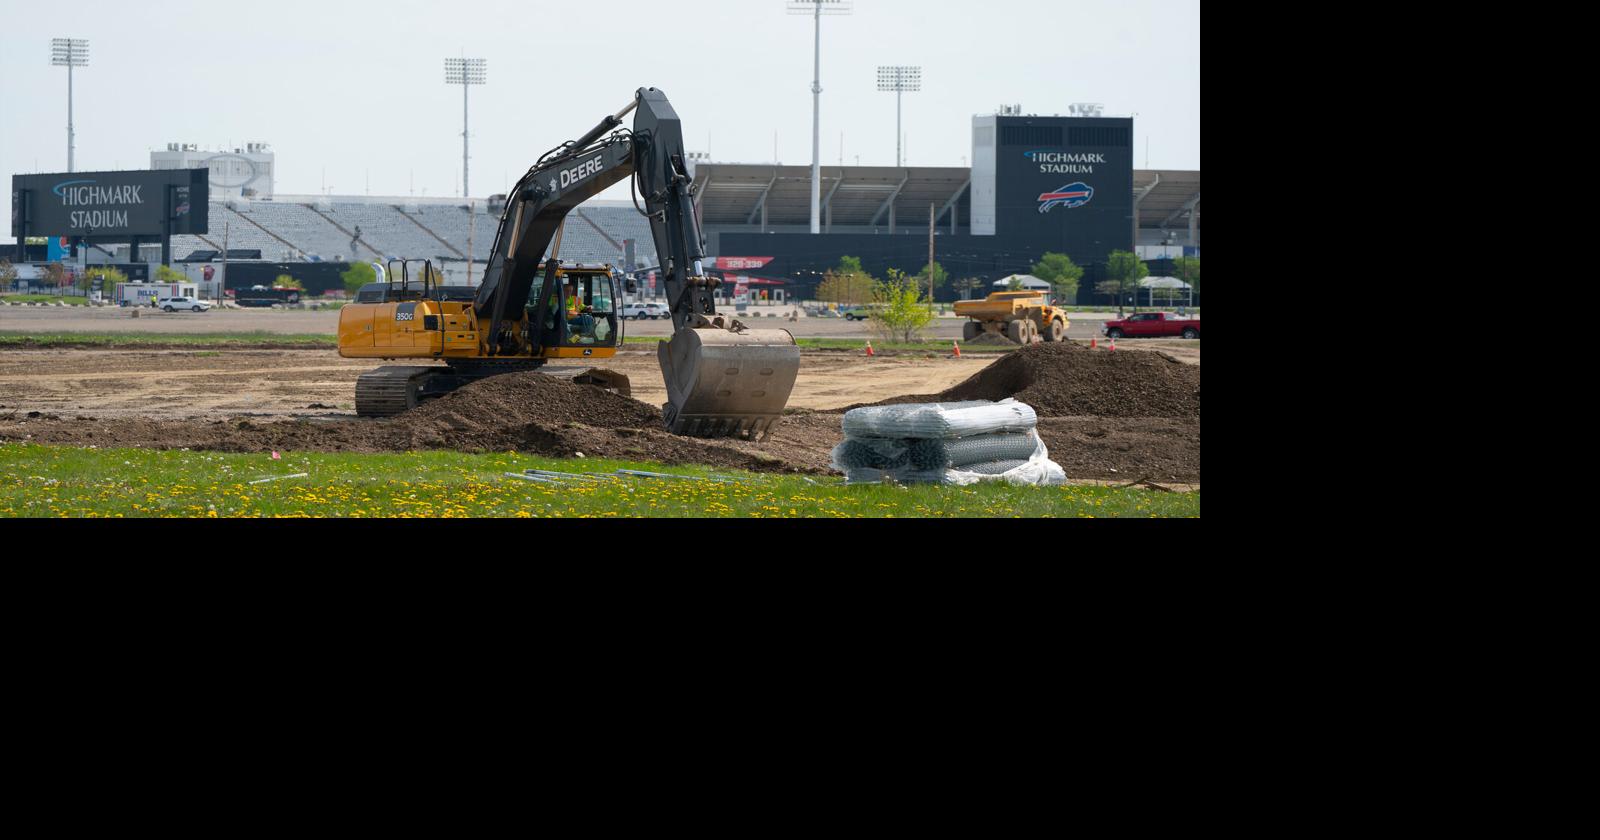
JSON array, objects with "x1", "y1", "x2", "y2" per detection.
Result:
[
  {"x1": 11, "y1": 168, "x2": 209, "y2": 240},
  {"x1": 53, "y1": 180, "x2": 147, "y2": 229},
  {"x1": 1024, "y1": 150, "x2": 1106, "y2": 175}
]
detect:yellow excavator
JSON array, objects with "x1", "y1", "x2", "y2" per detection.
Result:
[{"x1": 337, "y1": 88, "x2": 800, "y2": 440}]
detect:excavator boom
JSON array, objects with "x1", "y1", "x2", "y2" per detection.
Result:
[{"x1": 475, "y1": 88, "x2": 799, "y2": 439}]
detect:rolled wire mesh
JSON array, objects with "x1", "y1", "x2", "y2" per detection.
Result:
[
  {"x1": 841, "y1": 400, "x2": 1037, "y2": 439},
  {"x1": 959, "y1": 460, "x2": 1031, "y2": 476},
  {"x1": 907, "y1": 431, "x2": 1042, "y2": 469}
]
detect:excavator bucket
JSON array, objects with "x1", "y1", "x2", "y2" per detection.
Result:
[{"x1": 659, "y1": 324, "x2": 801, "y2": 441}]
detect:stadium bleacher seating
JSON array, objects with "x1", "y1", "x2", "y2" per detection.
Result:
[{"x1": 167, "y1": 199, "x2": 660, "y2": 269}]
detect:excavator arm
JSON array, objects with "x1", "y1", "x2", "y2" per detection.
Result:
[{"x1": 474, "y1": 88, "x2": 800, "y2": 439}]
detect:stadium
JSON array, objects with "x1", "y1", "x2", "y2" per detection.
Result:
[{"x1": 8, "y1": 114, "x2": 1197, "y2": 305}]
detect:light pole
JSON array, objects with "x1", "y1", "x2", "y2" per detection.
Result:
[
  {"x1": 51, "y1": 38, "x2": 89, "y2": 173},
  {"x1": 444, "y1": 57, "x2": 486, "y2": 198},
  {"x1": 787, "y1": 1, "x2": 853, "y2": 235},
  {"x1": 876, "y1": 65, "x2": 920, "y2": 167}
]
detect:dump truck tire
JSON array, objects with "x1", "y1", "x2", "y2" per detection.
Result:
[
  {"x1": 963, "y1": 321, "x2": 982, "y2": 342},
  {"x1": 1007, "y1": 320, "x2": 1026, "y2": 344}
]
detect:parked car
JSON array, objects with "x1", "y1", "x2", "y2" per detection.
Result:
[
  {"x1": 157, "y1": 296, "x2": 211, "y2": 313},
  {"x1": 621, "y1": 302, "x2": 666, "y2": 320},
  {"x1": 1101, "y1": 312, "x2": 1199, "y2": 339},
  {"x1": 843, "y1": 306, "x2": 877, "y2": 321}
]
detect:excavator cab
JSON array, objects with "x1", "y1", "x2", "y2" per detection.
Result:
[{"x1": 526, "y1": 264, "x2": 622, "y2": 356}]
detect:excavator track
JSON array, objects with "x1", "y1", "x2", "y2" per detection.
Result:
[{"x1": 355, "y1": 366, "x2": 443, "y2": 418}]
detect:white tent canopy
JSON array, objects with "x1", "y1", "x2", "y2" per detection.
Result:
[
  {"x1": 993, "y1": 274, "x2": 1053, "y2": 291},
  {"x1": 1137, "y1": 276, "x2": 1194, "y2": 308}
]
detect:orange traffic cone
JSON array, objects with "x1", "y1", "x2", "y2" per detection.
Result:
[
  {"x1": 953, "y1": 341, "x2": 962, "y2": 359},
  {"x1": 1090, "y1": 338, "x2": 1098, "y2": 350},
  {"x1": 1109, "y1": 338, "x2": 1117, "y2": 353},
  {"x1": 866, "y1": 341, "x2": 875, "y2": 358}
]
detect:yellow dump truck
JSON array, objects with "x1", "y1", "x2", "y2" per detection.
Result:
[{"x1": 953, "y1": 290, "x2": 1070, "y2": 344}]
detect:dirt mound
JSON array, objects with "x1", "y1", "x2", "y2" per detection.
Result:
[
  {"x1": 934, "y1": 342, "x2": 1199, "y2": 418},
  {"x1": 387, "y1": 372, "x2": 662, "y2": 450},
  {"x1": 966, "y1": 332, "x2": 1020, "y2": 348}
]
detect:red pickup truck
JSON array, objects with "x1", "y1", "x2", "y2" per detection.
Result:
[{"x1": 1102, "y1": 312, "x2": 1200, "y2": 339}]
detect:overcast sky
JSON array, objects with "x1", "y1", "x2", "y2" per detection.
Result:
[{"x1": 2, "y1": 0, "x2": 1198, "y2": 243}]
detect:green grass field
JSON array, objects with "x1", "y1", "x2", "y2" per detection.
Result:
[
  {"x1": 0, "y1": 444, "x2": 1197, "y2": 519},
  {"x1": 1, "y1": 294, "x2": 94, "y2": 306}
]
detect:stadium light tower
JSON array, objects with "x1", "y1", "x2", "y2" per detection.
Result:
[
  {"x1": 444, "y1": 57, "x2": 487, "y2": 198},
  {"x1": 787, "y1": 1, "x2": 853, "y2": 234},
  {"x1": 877, "y1": 66, "x2": 921, "y2": 167},
  {"x1": 51, "y1": 38, "x2": 89, "y2": 173}
]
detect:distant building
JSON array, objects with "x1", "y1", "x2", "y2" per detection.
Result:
[{"x1": 151, "y1": 142, "x2": 275, "y2": 200}]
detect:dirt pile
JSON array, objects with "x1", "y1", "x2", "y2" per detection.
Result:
[
  {"x1": 966, "y1": 332, "x2": 1020, "y2": 348},
  {"x1": 935, "y1": 342, "x2": 1199, "y2": 418},
  {"x1": 388, "y1": 372, "x2": 661, "y2": 450}
]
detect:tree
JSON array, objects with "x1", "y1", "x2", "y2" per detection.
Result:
[
  {"x1": 155, "y1": 264, "x2": 187, "y2": 284},
  {"x1": 1097, "y1": 250, "x2": 1148, "y2": 316},
  {"x1": 952, "y1": 276, "x2": 985, "y2": 301},
  {"x1": 870, "y1": 269, "x2": 935, "y2": 343},
  {"x1": 1007, "y1": 276, "x2": 1026, "y2": 292},
  {"x1": 83, "y1": 265, "x2": 129, "y2": 295},
  {"x1": 342, "y1": 262, "x2": 377, "y2": 295},
  {"x1": 1032, "y1": 252, "x2": 1083, "y2": 305},
  {"x1": 1, "y1": 259, "x2": 17, "y2": 292},
  {"x1": 817, "y1": 257, "x2": 876, "y2": 306},
  {"x1": 43, "y1": 262, "x2": 68, "y2": 291},
  {"x1": 275, "y1": 274, "x2": 305, "y2": 290},
  {"x1": 1172, "y1": 256, "x2": 1200, "y2": 297},
  {"x1": 816, "y1": 270, "x2": 875, "y2": 305}
]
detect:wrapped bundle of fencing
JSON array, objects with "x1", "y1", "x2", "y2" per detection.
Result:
[
  {"x1": 833, "y1": 399, "x2": 1066, "y2": 486},
  {"x1": 841, "y1": 400, "x2": 1038, "y2": 439}
]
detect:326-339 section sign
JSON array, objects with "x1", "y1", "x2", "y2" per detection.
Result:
[{"x1": 11, "y1": 168, "x2": 209, "y2": 240}]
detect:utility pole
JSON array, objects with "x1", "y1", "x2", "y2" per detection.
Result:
[
  {"x1": 467, "y1": 201, "x2": 475, "y2": 287},
  {"x1": 928, "y1": 203, "x2": 935, "y2": 307},
  {"x1": 221, "y1": 214, "x2": 230, "y2": 306},
  {"x1": 51, "y1": 39, "x2": 89, "y2": 172},
  {"x1": 445, "y1": 57, "x2": 487, "y2": 198},
  {"x1": 787, "y1": 1, "x2": 853, "y2": 234}
]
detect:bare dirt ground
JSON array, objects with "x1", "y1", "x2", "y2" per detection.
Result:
[
  {"x1": 0, "y1": 343, "x2": 1201, "y2": 484},
  {"x1": 0, "y1": 348, "x2": 998, "y2": 419}
]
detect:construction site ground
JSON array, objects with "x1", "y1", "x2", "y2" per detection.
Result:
[{"x1": 0, "y1": 339, "x2": 1200, "y2": 486}]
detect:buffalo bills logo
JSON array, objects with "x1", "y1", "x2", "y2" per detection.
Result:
[{"x1": 1038, "y1": 182, "x2": 1094, "y2": 213}]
